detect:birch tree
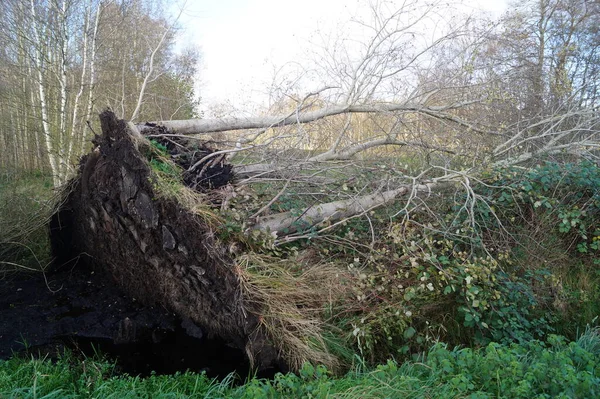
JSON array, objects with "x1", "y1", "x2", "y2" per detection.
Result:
[{"x1": 0, "y1": 0, "x2": 200, "y2": 186}]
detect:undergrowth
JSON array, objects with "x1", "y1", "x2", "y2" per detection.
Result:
[
  {"x1": 232, "y1": 161, "x2": 600, "y2": 365},
  {"x1": 1, "y1": 327, "x2": 598, "y2": 398},
  {"x1": 2, "y1": 157, "x2": 600, "y2": 386},
  {"x1": 0, "y1": 169, "x2": 55, "y2": 275}
]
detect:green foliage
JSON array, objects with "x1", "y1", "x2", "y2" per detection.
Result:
[
  {"x1": 150, "y1": 157, "x2": 180, "y2": 178},
  {"x1": 312, "y1": 161, "x2": 600, "y2": 363},
  {"x1": 149, "y1": 139, "x2": 169, "y2": 155},
  {"x1": 460, "y1": 269, "x2": 556, "y2": 345},
  {"x1": 472, "y1": 161, "x2": 600, "y2": 335},
  {"x1": 478, "y1": 161, "x2": 600, "y2": 255},
  {"x1": 426, "y1": 331, "x2": 600, "y2": 398},
  {"x1": 328, "y1": 225, "x2": 556, "y2": 363},
  {"x1": 144, "y1": 139, "x2": 185, "y2": 197},
  {"x1": 217, "y1": 220, "x2": 244, "y2": 241},
  {"x1": 147, "y1": 140, "x2": 179, "y2": 176},
  {"x1": 421, "y1": 161, "x2": 600, "y2": 346},
  {"x1": 2, "y1": 330, "x2": 599, "y2": 398},
  {"x1": 0, "y1": 351, "x2": 226, "y2": 399}
]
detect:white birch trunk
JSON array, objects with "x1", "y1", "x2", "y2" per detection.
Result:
[
  {"x1": 138, "y1": 101, "x2": 484, "y2": 136},
  {"x1": 30, "y1": 0, "x2": 61, "y2": 187},
  {"x1": 82, "y1": 0, "x2": 101, "y2": 154},
  {"x1": 57, "y1": 0, "x2": 69, "y2": 181},
  {"x1": 251, "y1": 187, "x2": 410, "y2": 235},
  {"x1": 67, "y1": 0, "x2": 91, "y2": 168}
]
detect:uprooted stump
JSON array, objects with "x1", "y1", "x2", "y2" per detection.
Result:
[
  {"x1": 50, "y1": 110, "x2": 342, "y2": 374},
  {"x1": 50, "y1": 110, "x2": 284, "y2": 371}
]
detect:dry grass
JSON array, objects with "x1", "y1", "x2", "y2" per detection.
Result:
[
  {"x1": 170, "y1": 184, "x2": 224, "y2": 228},
  {"x1": 235, "y1": 253, "x2": 351, "y2": 372},
  {"x1": 147, "y1": 154, "x2": 224, "y2": 229},
  {"x1": 0, "y1": 173, "x2": 72, "y2": 275},
  {"x1": 142, "y1": 140, "x2": 357, "y2": 371}
]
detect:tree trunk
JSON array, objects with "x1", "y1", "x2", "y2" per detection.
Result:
[
  {"x1": 251, "y1": 187, "x2": 408, "y2": 235},
  {"x1": 137, "y1": 101, "x2": 485, "y2": 136}
]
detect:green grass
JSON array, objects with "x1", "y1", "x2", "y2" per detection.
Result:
[
  {"x1": 0, "y1": 169, "x2": 55, "y2": 274},
  {"x1": 1, "y1": 328, "x2": 598, "y2": 398}
]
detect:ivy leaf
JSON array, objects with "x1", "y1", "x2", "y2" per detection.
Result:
[{"x1": 403, "y1": 327, "x2": 416, "y2": 340}]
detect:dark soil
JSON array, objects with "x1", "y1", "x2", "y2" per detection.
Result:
[{"x1": 0, "y1": 262, "x2": 255, "y2": 378}]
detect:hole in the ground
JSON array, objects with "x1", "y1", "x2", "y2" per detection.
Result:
[
  {"x1": 60, "y1": 325, "x2": 252, "y2": 379},
  {"x1": 25, "y1": 324, "x2": 282, "y2": 381},
  {"x1": 2, "y1": 248, "x2": 284, "y2": 381}
]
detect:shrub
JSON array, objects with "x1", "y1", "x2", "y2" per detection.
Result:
[{"x1": 320, "y1": 162, "x2": 600, "y2": 362}]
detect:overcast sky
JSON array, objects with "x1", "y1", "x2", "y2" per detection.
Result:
[{"x1": 176, "y1": 0, "x2": 508, "y2": 115}]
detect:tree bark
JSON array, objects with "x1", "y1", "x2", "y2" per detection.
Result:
[
  {"x1": 137, "y1": 101, "x2": 486, "y2": 136},
  {"x1": 30, "y1": 0, "x2": 61, "y2": 187},
  {"x1": 251, "y1": 187, "x2": 409, "y2": 235}
]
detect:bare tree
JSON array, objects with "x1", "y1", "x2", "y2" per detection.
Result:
[{"x1": 137, "y1": 0, "x2": 600, "y2": 243}]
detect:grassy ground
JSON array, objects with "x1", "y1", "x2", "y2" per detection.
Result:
[
  {"x1": 0, "y1": 169, "x2": 55, "y2": 275},
  {"x1": 1, "y1": 327, "x2": 598, "y2": 398}
]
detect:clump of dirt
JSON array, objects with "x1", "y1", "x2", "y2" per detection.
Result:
[{"x1": 142, "y1": 125, "x2": 233, "y2": 191}]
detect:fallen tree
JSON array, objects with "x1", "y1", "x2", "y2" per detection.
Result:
[
  {"x1": 48, "y1": 0, "x2": 600, "y2": 372},
  {"x1": 127, "y1": 0, "x2": 600, "y2": 247},
  {"x1": 137, "y1": 103, "x2": 600, "y2": 246},
  {"x1": 51, "y1": 99, "x2": 599, "y2": 371},
  {"x1": 50, "y1": 110, "x2": 350, "y2": 372}
]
